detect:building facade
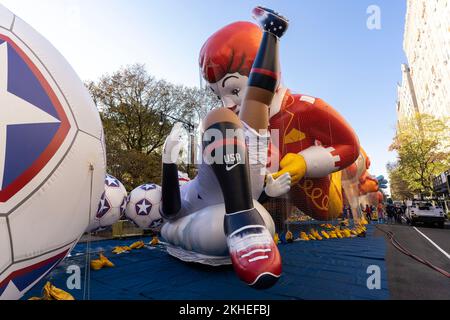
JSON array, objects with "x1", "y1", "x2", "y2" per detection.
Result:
[
  {"x1": 400, "y1": 0, "x2": 450, "y2": 120},
  {"x1": 433, "y1": 169, "x2": 450, "y2": 198},
  {"x1": 396, "y1": 64, "x2": 419, "y2": 122}
]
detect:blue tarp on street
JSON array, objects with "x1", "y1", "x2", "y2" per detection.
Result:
[{"x1": 23, "y1": 225, "x2": 389, "y2": 300}]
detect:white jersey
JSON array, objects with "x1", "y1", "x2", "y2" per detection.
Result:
[{"x1": 178, "y1": 121, "x2": 269, "y2": 215}]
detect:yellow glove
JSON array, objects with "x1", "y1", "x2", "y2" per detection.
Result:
[{"x1": 272, "y1": 153, "x2": 307, "y2": 185}]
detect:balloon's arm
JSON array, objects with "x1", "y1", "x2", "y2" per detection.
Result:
[
  {"x1": 259, "y1": 172, "x2": 292, "y2": 203},
  {"x1": 272, "y1": 153, "x2": 306, "y2": 185},
  {"x1": 292, "y1": 97, "x2": 360, "y2": 177},
  {"x1": 161, "y1": 123, "x2": 185, "y2": 220}
]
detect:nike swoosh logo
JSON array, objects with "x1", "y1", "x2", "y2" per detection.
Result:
[{"x1": 226, "y1": 162, "x2": 241, "y2": 171}]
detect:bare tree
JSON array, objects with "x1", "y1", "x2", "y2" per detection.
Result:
[{"x1": 87, "y1": 64, "x2": 219, "y2": 190}]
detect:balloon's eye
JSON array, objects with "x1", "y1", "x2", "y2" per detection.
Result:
[{"x1": 232, "y1": 89, "x2": 240, "y2": 96}]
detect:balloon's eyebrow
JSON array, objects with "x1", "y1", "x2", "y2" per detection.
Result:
[{"x1": 222, "y1": 75, "x2": 239, "y2": 88}]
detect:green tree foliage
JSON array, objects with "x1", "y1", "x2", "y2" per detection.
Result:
[
  {"x1": 87, "y1": 64, "x2": 219, "y2": 190},
  {"x1": 387, "y1": 162, "x2": 415, "y2": 201},
  {"x1": 389, "y1": 113, "x2": 450, "y2": 198}
]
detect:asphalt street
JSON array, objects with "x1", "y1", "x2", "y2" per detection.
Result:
[{"x1": 374, "y1": 222, "x2": 450, "y2": 300}]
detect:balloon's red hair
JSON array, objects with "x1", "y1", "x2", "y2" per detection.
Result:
[{"x1": 199, "y1": 21, "x2": 262, "y2": 83}]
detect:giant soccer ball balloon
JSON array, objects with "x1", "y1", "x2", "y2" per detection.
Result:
[
  {"x1": 0, "y1": 5, "x2": 105, "y2": 300},
  {"x1": 126, "y1": 184, "x2": 163, "y2": 230},
  {"x1": 87, "y1": 174, "x2": 127, "y2": 232}
]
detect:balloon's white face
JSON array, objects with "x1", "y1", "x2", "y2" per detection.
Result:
[
  {"x1": 208, "y1": 72, "x2": 286, "y2": 119},
  {"x1": 208, "y1": 72, "x2": 248, "y2": 115}
]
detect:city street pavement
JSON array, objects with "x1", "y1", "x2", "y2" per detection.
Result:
[{"x1": 374, "y1": 223, "x2": 450, "y2": 300}]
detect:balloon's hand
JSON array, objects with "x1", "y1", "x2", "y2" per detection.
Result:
[
  {"x1": 162, "y1": 123, "x2": 185, "y2": 164},
  {"x1": 265, "y1": 173, "x2": 291, "y2": 198},
  {"x1": 272, "y1": 153, "x2": 307, "y2": 185}
]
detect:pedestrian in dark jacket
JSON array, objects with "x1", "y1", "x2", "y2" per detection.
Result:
[
  {"x1": 386, "y1": 205, "x2": 395, "y2": 224},
  {"x1": 365, "y1": 204, "x2": 372, "y2": 222}
]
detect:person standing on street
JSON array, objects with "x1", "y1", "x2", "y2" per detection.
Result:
[
  {"x1": 377, "y1": 203, "x2": 384, "y2": 224},
  {"x1": 365, "y1": 204, "x2": 372, "y2": 223}
]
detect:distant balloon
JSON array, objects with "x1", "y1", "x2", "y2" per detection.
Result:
[
  {"x1": 377, "y1": 191, "x2": 384, "y2": 204},
  {"x1": 87, "y1": 174, "x2": 127, "y2": 232},
  {"x1": 0, "y1": 4, "x2": 105, "y2": 300},
  {"x1": 126, "y1": 184, "x2": 163, "y2": 229},
  {"x1": 377, "y1": 176, "x2": 388, "y2": 189}
]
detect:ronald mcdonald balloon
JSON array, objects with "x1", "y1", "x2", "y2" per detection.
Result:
[
  {"x1": 199, "y1": 21, "x2": 360, "y2": 221},
  {"x1": 0, "y1": 4, "x2": 106, "y2": 300},
  {"x1": 161, "y1": 7, "x2": 297, "y2": 289}
]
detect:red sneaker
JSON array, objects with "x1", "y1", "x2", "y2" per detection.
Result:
[{"x1": 227, "y1": 225, "x2": 282, "y2": 289}]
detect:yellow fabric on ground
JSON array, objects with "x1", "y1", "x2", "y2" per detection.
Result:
[
  {"x1": 99, "y1": 253, "x2": 114, "y2": 267},
  {"x1": 311, "y1": 230, "x2": 323, "y2": 240},
  {"x1": 274, "y1": 233, "x2": 280, "y2": 244},
  {"x1": 91, "y1": 253, "x2": 115, "y2": 270},
  {"x1": 29, "y1": 282, "x2": 74, "y2": 300},
  {"x1": 90, "y1": 259, "x2": 104, "y2": 270},
  {"x1": 308, "y1": 234, "x2": 316, "y2": 241},
  {"x1": 343, "y1": 229, "x2": 352, "y2": 238},
  {"x1": 286, "y1": 231, "x2": 294, "y2": 243},
  {"x1": 130, "y1": 241, "x2": 145, "y2": 249},
  {"x1": 150, "y1": 236, "x2": 160, "y2": 246},
  {"x1": 300, "y1": 232, "x2": 309, "y2": 241},
  {"x1": 321, "y1": 230, "x2": 330, "y2": 239},
  {"x1": 112, "y1": 246, "x2": 132, "y2": 254}
]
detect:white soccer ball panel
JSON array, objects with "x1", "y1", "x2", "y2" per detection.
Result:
[
  {"x1": 126, "y1": 184, "x2": 162, "y2": 229},
  {"x1": 104, "y1": 175, "x2": 127, "y2": 207},
  {"x1": 0, "y1": 243, "x2": 72, "y2": 300},
  {"x1": 86, "y1": 218, "x2": 100, "y2": 233},
  {"x1": 87, "y1": 174, "x2": 128, "y2": 232},
  {"x1": 0, "y1": 4, "x2": 13, "y2": 29},
  {"x1": 0, "y1": 217, "x2": 12, "y2": 275},
  {"x1": 9, "y1": 133, "x2": 105, "y2": 261},
  {"x1": 0, "y1": 27, "x2": 79, "y2": 213},
  {"x1": 12, "y1": 15, "x2": 103, "y2": 139},
  {"x1": 0, "y1": 4, "x2": 106, "y2": 300}
]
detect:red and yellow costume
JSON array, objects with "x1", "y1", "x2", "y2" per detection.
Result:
[
  {"x1": 345, "y1": 148, "x2": 379, "y2": 196},
  {"x1": 269, "y1": 91, "x2": 360, "y2": 220}
]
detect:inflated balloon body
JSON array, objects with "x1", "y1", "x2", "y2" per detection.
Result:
[
  {"x1": 199, "y1": 21, "x2": 360, "y2": 221},
  {"x1": 342, "y1": 151, "x2": 367, "y2": 222},
  {"x1": 377, "y1": 191, "x2": 384, "y2": 204},
  {"x1": 376, "y1": 175, "x2": 388, "y2": 190},
  {"x1": 161, "y1": 201, "x2": 275, "y2": 265},
  {"x1": 359, "y1": 172, "x2": 379, "y2": 195},
  {"x1": 87, "y1": 174, "x2": 127, "y2": 232},
  {"x1": 126, "y1": 184, "x2": 163, "y2": 229},
  {"x1": 353, "y1": 148, "x2": 379, "y2": 196},
  {"x1": 342, "y1": 147, "x2": 387, "y2": 221},
  {"x1": 0, "y1": 5, "x2": 105, "y2": 300}
]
